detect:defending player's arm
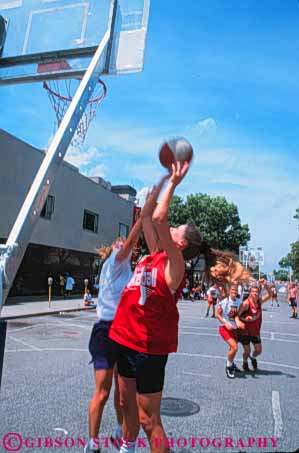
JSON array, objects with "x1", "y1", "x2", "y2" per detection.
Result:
[
  {"x1": 152, "y1": 162, "x2": 189, "y2": 291},
  {"x1": 141, "y1": 175, "x2": 169, "y2": 253},
  {"x1": 115, "y1": 216, "x2": 142, "y2": 262}
]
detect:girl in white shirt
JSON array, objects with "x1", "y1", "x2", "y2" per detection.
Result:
[{"x1": 85, "y1": 218, "x2": 142, "y2": 453}]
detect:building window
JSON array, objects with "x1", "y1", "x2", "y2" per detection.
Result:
[
  {"x1": 119, "y1": 223, "x2": 129, "y2": 238},
  {"x1": 40, "y1": 195, "x2": 55, "y2": 220},
  {"x1": 83, "y1": 210, "x2": 99, "y2": 233}
]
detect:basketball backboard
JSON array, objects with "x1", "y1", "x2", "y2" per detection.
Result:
[{"x1": 0, "y1": 0, "x2": 150, "y2": 84}]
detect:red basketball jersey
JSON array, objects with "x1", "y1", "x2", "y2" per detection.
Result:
[
  {"x1": 244, "y1": 297, "x2": 262, "y2": 336},
  {"x1": 109, "y1": 251, "x2": 185, "y2": 354}
]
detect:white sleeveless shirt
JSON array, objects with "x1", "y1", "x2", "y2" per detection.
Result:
[{"x1": 96, "y1": 247, "x2": 132, "y2": 321}]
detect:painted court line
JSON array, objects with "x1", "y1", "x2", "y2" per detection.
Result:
[
  {"x1": 272, "y1": 391, "x2": 283, "y2": 438},
  {"x1": 179, "y1": 331, "x2": 299, "y2": 345},
  {"x1": 8, "y1": 335, "x2": 41, "y2": 351},
  {"x1": 175, "y1": 352, "x2": 299, "y2": 372},
  {"x1": 180, "y1": 325, "x2": 299, "y2": 338},
  {"x1": 182, "y1": 371, "x2": 212, "y2": 378}
]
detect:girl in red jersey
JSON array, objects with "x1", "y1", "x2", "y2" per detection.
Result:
[
  {"x1": 237, "y1": 280, "x2": 272, "y2": 371},
  {"x1": 109, "y1": 163, "x2": 204, "y2": 453}
]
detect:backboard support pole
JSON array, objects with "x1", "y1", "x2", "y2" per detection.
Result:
[
  {"x1": 0, "y1": 0, "x2": 118, "y2": 315},
  {"x1": 0, "y1": 320, "x2": 7, "y2": 391}
]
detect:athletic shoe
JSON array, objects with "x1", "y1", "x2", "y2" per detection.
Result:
[
  {"x1": 84, "y1": 445, "x2": 101, "y2": 453},
  {"x1": 232, "y1": 363, "x2": 241, "y2": 373},
  {"x1": 250, "y1": 357, "x2": 258, "y2": 370},
  {"x1": 225, "y1": 365, "x2": 235, "y2": 379},
  {"x1": 211, "y1": 314, "x2": 216, "y2": 318},
  {"x1": 242, "y1": 361, "x2": 250, "y2": 372}
]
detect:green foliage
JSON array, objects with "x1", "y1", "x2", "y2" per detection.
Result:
[
  {"x1": 279, "y1": 242, "x2": 299, "y2": 280},
  {"x1": 278, "y1": 254, "x2": 292, "y2": 269},
  {"x1": 273, "y1": 269, "x2": 289, "y2": 281},
  {"x1": 168, "y1": 193, "x2": 250, "y2": 252}
]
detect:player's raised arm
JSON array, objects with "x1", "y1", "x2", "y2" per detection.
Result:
[
  {"x1": 115, "y1": 216, "x2": 142, "y2": 262},
  {"x1": 140, "y1": 175, "x2": 169, "y2": 254},
  {"x1": 152, "y1": 161, "x2": 190, "y2": 291}
]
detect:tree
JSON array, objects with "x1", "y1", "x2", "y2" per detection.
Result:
[
  {"x1": 279, "y1": 242, "x2": 299, "y2": 280},
  {"x1": 168, "y1": 193, "x2": 250, "y2": 253},
  {"x1": 273, "y1": 269, "x2": 289, "y2": 281},
  {"x1": 278, "y1": 254, "x2": 292, "y2": 269}
]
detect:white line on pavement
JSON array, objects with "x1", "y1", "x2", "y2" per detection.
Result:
[
  {"x1": 272, "y1": 391, "x2": 283, "y2": 438},
  {"x1": 8, "y1": 335, "x2": 41, "y2": 351},
  {"x1": 182, "y1": 371, "x2": 212, "y2": 378},
  {"x1": 4, "y1": 348, "x2": 299, "y2": 374},
  {"x1": 179, "y1": 331, "x2": 299, "y2": 344},
  {"x1": 5, "y1": 347, "x2": 88, "y2": 353},
  {"x1": 176, "y1": 352, "x2": 299, "y2": 371},
  {"x1": 180, "y1": 325, "x2": 299, "y2": 338}
]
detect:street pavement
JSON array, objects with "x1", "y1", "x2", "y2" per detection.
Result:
[{"x1": 0, "y1": 296, "x2": 298, "y2": 452}]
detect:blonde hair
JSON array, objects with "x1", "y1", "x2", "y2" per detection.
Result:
[
  {"x1": 97, "y1": 236, "x2": 126, "y2": 262},
  {"x1": 201, "y1": 247, "x2": 254, "y2": 290}
]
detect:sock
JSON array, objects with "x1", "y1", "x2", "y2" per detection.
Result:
[
  {"x1": 243, "y1": 359, "x2": 248, "y2": 363},
  {"x1": 87, "y1": 438, "x2": 101, "y2": 451},
  {"x1": 115, "y1": 423, "x2": 122, "y2": 440},
  {"x1": 119, "y1": 439, "x2": 137, "y2": 453},
  {"x1": 226, "y1": 360, "x2": 233, "y2": 367},
  {"x1": 251, "y1": 354, "x2": 257, "y2": 359}
]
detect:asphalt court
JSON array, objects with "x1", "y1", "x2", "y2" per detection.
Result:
[{"x1": 1, "y1": 298, "x2": 298, "y2": 452}]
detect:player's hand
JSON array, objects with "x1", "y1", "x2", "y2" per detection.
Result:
[
  {"x1": 169, "y1": 161, "x2": 189, "y2": 186},
  {"x1": 236, "y1": 319, "x2": 245, "y2": 330},
  {"x1": 245, "y1": 315, "x2": 253, "y2": 321}
]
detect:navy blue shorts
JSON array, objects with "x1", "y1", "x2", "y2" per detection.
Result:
[
  {"x1": 290, "y1": 297, "x2": 297, "y2": 307},
  {"x1": 88, "y1": 320, "x2": 119, "y2": 370}
]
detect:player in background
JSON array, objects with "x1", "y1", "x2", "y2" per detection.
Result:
[
  {"x1": 288, "y1": 283, "x2": 298, "y2": 318},
  {"x1": 216, "y1": 283, "x2": 245, "y2": 378},
  {"x1": 237, "y1": 280, "x2": 272, "y2": 372},
  {"x1": 205, "y1": 283, "x2": 220, "y2": 317},
  {"x1": 271, "y1": 284, "x2": 279, "y2": 307}
]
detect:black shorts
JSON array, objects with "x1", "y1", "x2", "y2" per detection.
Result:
[
  {"x1": 290, "y1": 297, "x2": 297, "y2": 307},
  {"x1": 116, "y1": 344, "x2": 168, "y2": 394},
  {"x1": 238, "y1": 334, "x2": 261, "y2": 345},
  {"x1": 88, "y1": 320, "x2": 119, "y2": 370}
]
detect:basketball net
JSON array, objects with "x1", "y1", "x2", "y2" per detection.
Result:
[{"x1": 38, "y1": 61, "x2": 107, "y2": 148}]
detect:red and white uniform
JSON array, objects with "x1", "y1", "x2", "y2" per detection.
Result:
[
  {"x1": 109, "y1": 251, "x2": 185, "y2": 354},
  {"x1": 244, "y1": 297, "x2": 262, "y2": 336}
]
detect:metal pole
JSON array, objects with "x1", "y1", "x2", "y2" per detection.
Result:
[{"x1": 0, "y1": 320, "x2": 7, "y2": 391}]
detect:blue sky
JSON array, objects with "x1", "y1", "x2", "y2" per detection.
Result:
[{"x1": 1, "y1": 0, "x2": 299, "y2": 272}]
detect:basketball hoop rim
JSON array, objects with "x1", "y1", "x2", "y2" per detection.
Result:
[{"x1": 43, "y1": 78, "x2": 107, "y2": 104}]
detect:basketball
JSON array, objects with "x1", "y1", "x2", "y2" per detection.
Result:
[{"x1": 159, "y1": 137, "x2": 193, "y2": 170}]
